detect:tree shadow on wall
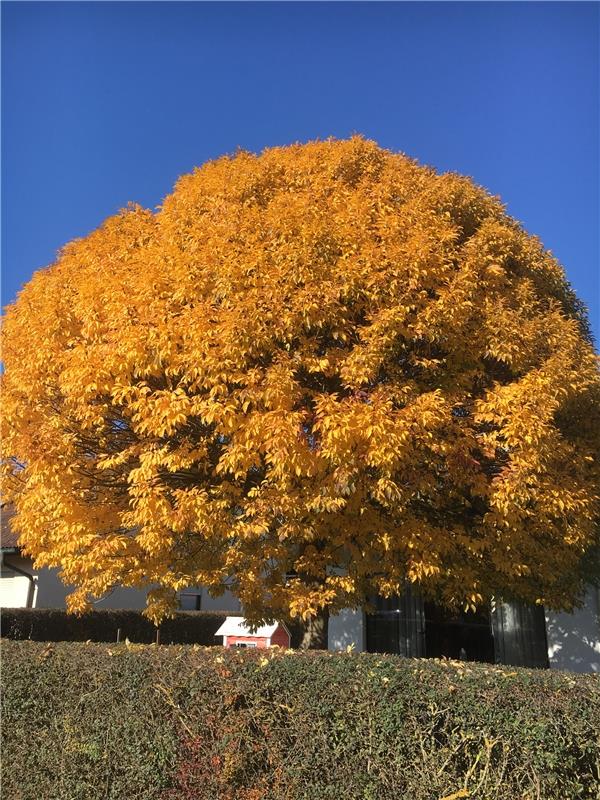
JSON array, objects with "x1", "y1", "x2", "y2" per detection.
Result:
[{"x1": 545, "y1": 601, "x2": 600, "y2": 673}]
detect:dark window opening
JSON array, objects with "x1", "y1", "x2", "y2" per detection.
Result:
[
  {"x1": 490, "y1": 601, "x2": 549, "y2": 668},
  {"x1": 366, "y1": 590, "x2": 548, "y2": 668},
  {"x1": 423, "y1": 602, "x2": 494, "y2": 663},
  {"x1": 365, "y1": 587, "x2": 425, "y2": 658},
  {"x1": 179, "y1": 591, "x2": 202, "y2": 611}
]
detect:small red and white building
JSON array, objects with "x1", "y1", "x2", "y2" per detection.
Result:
[{"x1": 215, "y1": 616, "x2": 291, "y2": 649}]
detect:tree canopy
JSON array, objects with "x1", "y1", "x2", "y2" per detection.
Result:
[{"x1": 2, "y1": 137, "x2": 599, "y2": 629}]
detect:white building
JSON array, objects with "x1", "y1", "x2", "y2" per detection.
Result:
[
  {"x1": 2, "y1": 508, "x2": 599, "y2": 672},
  {"x1": 0, "y1": 507, "x2": 240, "y2": 614}
]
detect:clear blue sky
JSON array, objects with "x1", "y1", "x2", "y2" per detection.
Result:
[{"x1": 2, "y1": 1, "x2": 598, "y2": 340}]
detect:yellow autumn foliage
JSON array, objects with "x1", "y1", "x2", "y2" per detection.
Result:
[{"x1": 2, "y1": 136, "x2": 599, "y2": 625}]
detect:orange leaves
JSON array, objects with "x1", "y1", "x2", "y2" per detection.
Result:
[
  {"x1": 130, "y1": 388, "x2": 192, "y2": 438},
  {"x1": 2, "y1": 136, "x2": 599, "y2": 624}
]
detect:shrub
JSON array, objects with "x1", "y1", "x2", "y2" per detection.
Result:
[
  {"x1": 0, "y1": 607, "x2": 229, "y2": 645},
  {"x1": 2, "y1": 640, "x2": 599, "y2": 800}
]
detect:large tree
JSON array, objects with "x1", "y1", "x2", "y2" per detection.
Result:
[{"x1": 2, "y1": 137, "x2": 599, "y2": 647}]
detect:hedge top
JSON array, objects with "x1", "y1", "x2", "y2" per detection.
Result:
[{"x1": 3, "y1": 640, "x2": 600, "y2": 800}]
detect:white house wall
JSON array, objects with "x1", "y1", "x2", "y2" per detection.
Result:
[
  {"x1": 19, "y1": 565, "x2": 148, "y2": 611},
  {"x1": 1, "y1": 557, "x2": 241, "y2": 613},
  {"x1": 0, "y1": 554, "x2": 36, "y2": 608},
  {"x1": 0, "y1": 556, "x2": 150, "y2": 611},
  {"x1": 199, "y1": 590, "x2": 241, "y2": 613},
  {"x1": 545, "y1": 587, "x2": 600, "y2": 673},
  {"x1": 328, "y1": 607, "x2": 365, "y2": 652}
]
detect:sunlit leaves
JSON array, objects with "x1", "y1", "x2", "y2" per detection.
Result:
[{"x1": 2, "y1": 136, "x2": 599, "y2": 625}]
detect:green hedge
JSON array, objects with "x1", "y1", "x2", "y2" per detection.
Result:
[
  {"x1": 0, "y1": 607, "x2": 230, "y2": 645},
  {"x1": 2, "y1": 640, "x2": 599, "y2": 800}
]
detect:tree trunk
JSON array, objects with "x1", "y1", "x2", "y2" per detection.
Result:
[{"x1": 299, "y1": 607, "x2": 329, "y2": 650}]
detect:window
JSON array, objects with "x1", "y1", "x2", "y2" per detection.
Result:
[
  {"x1": 366, "y1": 587, "x2": 548, "y2": 668},
  {"x1": 423, "y1": 602, "x2": 494, "y2": 663},
  {"x1": 179, "y1": 589, "x2": 202, "y2": 611},
  {"x1": 366, "y1": 585, "x2": 425, "y2": 657},
  {"x1": 491, "y1": 600, "x2": 548, "y2": 668}
]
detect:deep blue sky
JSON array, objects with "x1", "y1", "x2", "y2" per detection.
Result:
[{"x1": 2, "y1": 2, "x2": 599, "y2": 340}]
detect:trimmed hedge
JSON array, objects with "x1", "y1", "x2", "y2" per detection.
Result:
[
  {"x1": 2, "y1": 640, "x2": 599, "y2": 800},
  {"x1": 0, "y1": 607, "x2": 229, "y2": 645}
]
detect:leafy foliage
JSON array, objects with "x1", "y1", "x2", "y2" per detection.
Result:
[
  {"x1": 2, "y1": 641, "x2": 599, "y2": 800},
  {"x1": 2, "y1": 136, "x2": 599, "y2": 624}
]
